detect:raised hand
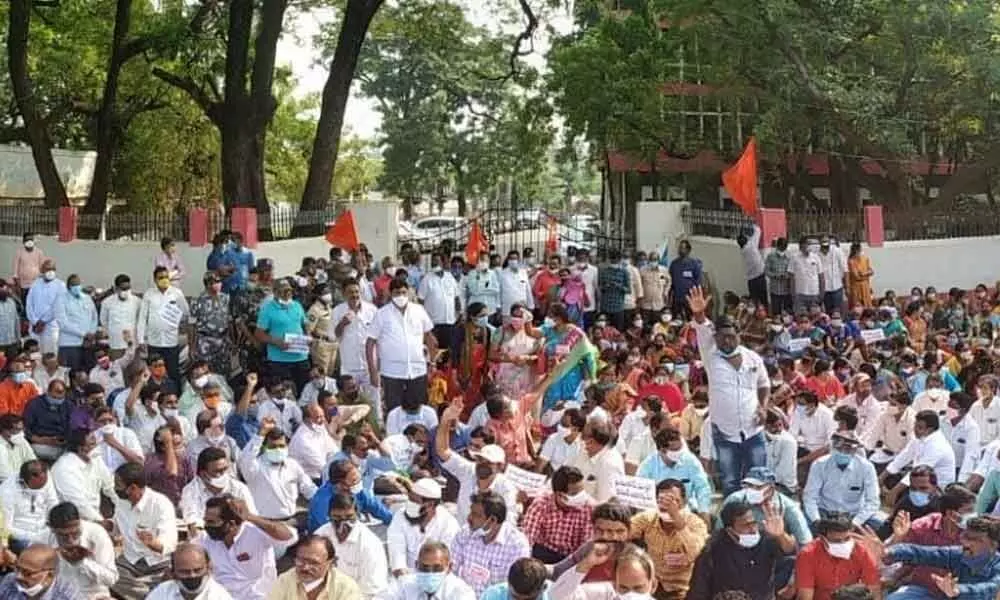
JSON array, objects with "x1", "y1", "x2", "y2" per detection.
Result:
[
  {"x1": 892, "y1": 510, "x2": 911, "y2": 540},
  {"x1": 260, "y1": 416, "x2": 277, "y2": 433},
  {"x1": 442, "y1": 397, "x2": 463, "y2": 422},
  {"x1": 931, "y1": 573, "x2": 959, "y2": 598},
  {"x1": 246, "y1": 372, "x2": 258, "y2": 387},
  {"x1": 686, "y1": 287, "x2": 711, "y2": 316},
  {"x1": 761, "y1": 502, "x2": 786, "y2": 538}
]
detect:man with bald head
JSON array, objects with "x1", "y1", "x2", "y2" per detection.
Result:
[
  {"x1": 147, "y1": 543, "x2": 232, "y2": 600},
  {"x1": 289, "y1": 403, "x2": 339, "y2": 484},
  {"x1": 0, "y1": 544, "x2": 80, "y2": 599},
  {"x1": 26, "y1": 258, "x2": 65, "y2": 355}
]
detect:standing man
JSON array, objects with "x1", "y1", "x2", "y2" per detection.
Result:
[
  {"x1": 12, "y1": 232, "x2": 45, "y2": 302},
  {"x1": 154, "y1": 237, "x2": 187, "y2": 288},
  {"x1": 668, "y1": 240, "x2": 702, "y2": 320},
  {"x1": 687, "y1": 287, "x2": 770, "y2": 495},
  {"x1": 100, "y1": 275, "x2": 140, "y2": 360},
  {"x1": 499, "y1": 251, "x2": 534, "y2": 318},
  {"x1": 463, "y1": 256, "x2": 501, "y2": 324},
  {"x1": 638, "y1": 252, "x2": 670, "y2": 325},
  {"x1": 574, "y1": 249, "x2": 599, "y2": 329},
  {"x1": 26, "y1": 258, "x2": 65, "y2": 355},
  {"x1": 138, "y1": 266, "x2": 190, "y2": 384},
  {"x1": 366, "y1": 280, "x2": 436, "y2": 414},
  {"x1": 0, "y1": 279, "x2": 21, "y2": 359},
  {"x1": 225, "y1": 232, "x2": 255, "y2": 295},
  {"x1": 418, "y1": 253, "x2": 462, "y2": 364},
  {"x1": 55, "y1": 274, "x2": 98, "y2": 371},
  {"x1": 623, "y1": 253, "x2": 643, "y2": 326},
  {"x1": 788, "y1": 236, "x2": 824, "y2": 315},
  {"x1": 738, "y1": 224, "x2": 767, "y2": 308},
  {"x1": 818, "y1": 236, "x2": 847, "y2": 315},
  {"x1": 332, "y1": 279, "x2": 380, "y2": 420},
  {"x1": 254, "y1": 279, "x2": 310, "y2": 395},
  {"x1": 597, "y1": 250, "x2": 630, "y2": 332},
  {"x1": 765, "y1": 238, "x2": 792, "y2": 316}
]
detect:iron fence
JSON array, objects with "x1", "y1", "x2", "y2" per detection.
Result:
[
  {"x1": 883, "y1": 209, "x2": 1000, "y2": 241},
  {"x1": 258, "y1": 206, "x2": 341, "y2": 239},
  {"x1": 681, "y1": 206, "x2": 755, "y2": 238},
  {"x1": 786, "y1": 210, "x2": 865, "y2": 243},
  {"x1": 0, "y1": 205, "x2": 58, "y2": 236}
]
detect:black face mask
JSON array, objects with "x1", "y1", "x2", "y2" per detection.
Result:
[
  {"x1": 178, "y1": 575, "x2": 206, "y2": 594},
  {"x1": 204, "y1": 524, "x2": 228, "y2": 541},
  {"x1": 475, "y1": 463, "x2": 494, "y2": 480},
  {"x1": 0, "y1": 291, "x2": 8, "y2": 301}
]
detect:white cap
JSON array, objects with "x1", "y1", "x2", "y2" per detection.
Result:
[
  {"x1": 411, "y1": 478, "x2": 442, "y2": 500},
  {"x1": 470, "y1": 444, "x2": 506, "y2": 464}
]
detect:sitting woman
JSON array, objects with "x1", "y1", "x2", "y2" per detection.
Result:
[{"x1": 538, "y1": 303, "x2": 597, "y2": 415}]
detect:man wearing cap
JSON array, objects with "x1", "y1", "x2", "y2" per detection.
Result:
[
  {"x1": 255, "y1": 279, "x2": 311, "y2": 394},
  {"x1": 803, "y1": 432, "x2": 881, "y2": 532},
  {"x1": 386, "y1": 477, "x2": 460, "y2": 577},
  {"x1": 687, "y1": 287, "x2": 770, "y2": 496},
  {"x1": 720, "y1": 466, "x2": 812, "y2": 550}
]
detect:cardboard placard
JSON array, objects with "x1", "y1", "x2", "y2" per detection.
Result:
[
  {"x1": 504, "y1": 465, "x2": 548, "y2": 496},
  {"x1": 611, "y1": 475, "x2": 657, "y2": 510}
]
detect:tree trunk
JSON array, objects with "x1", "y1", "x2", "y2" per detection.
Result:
[
  {"x1": 8, "y1": 0, "x2": 69, "y2": 209},
  {"x1": 296, "y1": 0, "x2": 384, "y2": 236}
]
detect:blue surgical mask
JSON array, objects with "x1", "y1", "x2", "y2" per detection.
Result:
[
  {"x1": 47, "y1": 396, "x2": 65, "y2": 406},
  {"x1": 959, "y1": 513, "x2": 976, "y2": 529},
  {"x1": 962, "y1": 550, "x2": 993, "y2": 572},
  {"x1": 474, "y1": 316, "x2": 489, "y2": 328},
  {"x1": 508, "y1": 260, "x2": 520, "y2": 270},
  {"x1": 908, "y1": 490, "x2": 930, "y2": 507},
  {"x1": 832, "y1": 451, "x2": 853, "y2": 467},
  {"x1": 719, "y1": 348, "x2": 739, "y2": 359},
  {"x1": 415, "y1": 572, "x2": 445, "y2": 594},
  {"x1": 69, "y1": 284, "x2": 82, "y2": 297},
  {"x1": 11, "y1": 372, "x2": 28, "y2": 384}
]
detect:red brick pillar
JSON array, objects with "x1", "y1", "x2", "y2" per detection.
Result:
[
  {"x1": 58, "y1": 206, "x2": 78, "y2": 242},
  {"x1": 188, "y1": 208, "x2": 209, "y2": 247},
  {"x1": 757, "y1": 208, "x2": 787, "y2": 248},
  {"x1": 864, "y1": 205, "x2": 884, "y2": 247},
  {"x1": 230, "y1": 207, "x2": 259, "y2": 249}
]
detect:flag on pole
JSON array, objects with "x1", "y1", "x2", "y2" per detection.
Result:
[
  {"x1": 544, "y1": 216, "x2": 559, "y2": 254},
  {"x1": 722, "y1": 137, "x2": 759, "y2": 216},
  {"x1": 465, "y1": 220, "x2": 488, "y2": 265},
  {"x1": 325, "y1": 210, "x2": 360, "y2": 251}
]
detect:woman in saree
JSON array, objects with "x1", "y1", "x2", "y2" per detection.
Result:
[
  {"x1": 847, "y1": 242, "x2": 874, "y2": 307},
  {"x1": 460, "y1": 302, "x2": 494, "y2": 418},
  {"x1": 489, "y1": 303, "x2": 542, "y2": 415},
  {"x1": 538, "y1": 302, "x2": 597, "y2": 414}
]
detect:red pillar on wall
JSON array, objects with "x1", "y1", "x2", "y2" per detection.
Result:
[
  {"x1": 230, "y1": 207, "x2": 259, "y2": 249},
  {"x1": 188, "y1": 208, "x2": 209, "y2": 247},
  {"x1": 58, "y1": 207, "x2": 78, "y2": 242},
  {"x1": 757, "y1": 208, "x2": 787, "y2": 248},
  {"x1": 864, "y1": 205, "x2": 884, "y2": 248}
]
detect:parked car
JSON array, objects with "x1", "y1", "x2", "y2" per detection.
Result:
[
  {"x1": 399, "y1": 215, "x2": 469, "y2": 253},
  {"x1": 514, "y1": 208, "x2": 547, "y2": 230}
]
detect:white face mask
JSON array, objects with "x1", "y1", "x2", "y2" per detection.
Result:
[
  {"x1": 826, "y1": 539, "x2": 855, "y2": 559},
  {"x1": 619, "y1": 592, "x2": 653, "y2": 600},
  {"x1": 43, "y1": 270, "x2": 56, "y2": 281},
  {"x1": 207, "y1": 473, "x2": 230, "y2": 489},
  {"x1": 392, "y1": 295, "x2": 409, "y2": 309},
  {"x1": 563, "y1": 490, "x2": 590, "y2": 507},
  {"x1": 744, "y1": 488, "x2": 765, "y2": 504},
  {"x1": 8, "y1": 432, "x2": 25, "y2": 445},
  {"x1": 162, "y1": 408, "x2": 178, "y2": 418},
  {"x1": 477, "y1": 261, "x2": 489, "y2": 271},
  {"x1": 101, "y1": 423, "x2": 117, "y2": 435},
  {"x1": 193, "y1": 374, "x2": 209, "y2": 389},
  {"x1": 737, "y1": 531, "x2": 761, "y2": 548},
  {"x1": 321, "y1": 293, "x2": 333, "y2": 304},
  {"x1": 23, "y1": 240, "x2": 34, "y2": 250},
  {"x1": 117, "y1": 290, "x2": 129, "y2": 300},
  {"x1": 16, "y1": 581, "x2": 47, "y2": 597},
  {"x1": 404, "y1": 500, "x2": 423, "y2": 519},
  {"x1": 303, "y1": 577, "x2": 326, "y2": 593}
]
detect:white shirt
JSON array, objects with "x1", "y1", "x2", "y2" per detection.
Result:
[
  {"x1": 51, "y1": 452, "x2": 115, "y2": 521},
  {"x1": 766, "y1": 430, "x2": 799, "y2": 492},
  {"x1": 94, "y1": 425, "x2": 145, "y2": 473},
  {"x1": 114, "y1": 488, "x2": 178, "y2": 566},
  {"x1": 180, "y1": 477, "x2": 257, "y2": 529},
  {"x1": 787, "y1": 251, "x2": 822, "y2": 296},
  {"x1": 499, "y1": 268, "x2": 534, "y2": 315},
  {"x1": 316, "y1": 521, "x2": 388, "y2": 598},
  {"x1": 440, "y1": 454, "x2": 520, "y2": 524},
  {"x1": 43, "y1": 519, "x2": 118, "y2": 599},
  {"x1": 838, "y1": 394, "x2": 883, "y2": 445},
  {"x1": 886, "y1": 429, "x2": 957, "y2": 486},
  {"x1": 368, "y1": 303, "x2": 434, "y2": 379},
  {"x1": 147, "y1": 578, "x2": 233, "y2": 600},
  {"x1": 740, "y1": 226, "x2": 765, "y2": 280},
  {"x1": 377, "y1": 573, "x2": 476, "y2": 600},
  {"x1": 0, "y1": 436, "x2": 36, "y2": 482},
  {"x1": 257, "y1": 398, "x2": 303, "y2": 436},
  {"x1": 467, "y1": 403, "x2": 490, "y2": 431},
  {"x1": 385, "y1": 507, "x2": 461, "y2": 572},
  {"x1": 540, "y1": 433, "x2": 582, "y2": 471},
  {"x1": 289, "y1": 423, "x2": 340, "y2": 480},
  {"x1": 789, "y1": 404, "x2": 837, "y2": 451},
  {"x1": 624, "y1": 429, "x2": 656, "y2": 467},
  {"x1": 237, "y1": 435, "x2": 317, "y2": 518},
  {"x1": 949, "y1": 415, "x2": 981, "y2": 483},
  {"x1": 298, "y1": 377, "x2": 338, "y2": 407},
  {"x1": 100, "y1": 292, "x2": 141, "y2": 350},
  {"x1": 383, "y1": 434, "x2": 420, "y2": 471},
  {"x1": 615, "y1": 409, "x2": 648, "y2": 454},
  {"x1": 0, "y1": 477, "x2": 59, "y2": 542},
  {"x1": 574, "y1": 263, "x2": 599, "y2": 312},
  {"x1": 198, "y1": 523, "x2": 297, "y2": 600},
  {"x1": 331, "y1": 301, "x2": 378, "y2": 374},
  {"x1": 974, "y1": 439, "x2": 1000, "y2": 479},
  {"x1": 567, "y1": 446, "x2": 626, "y2": 504},
  {"x1": 89, "y1": 361, "x2": 128, "y2": 395},
  {"x1": 32, "y1": 366, "x2": 68, "y2": 392},
  {"x1": 418, "y1": 272, "x2": 461, "y2": 325},
  {"x1": 693, "y1": 320, "x2": 769, "y2": 442},
  {"x1": 969, "y1": 397, "x2": 1000, "y2": 443},
  {"x1": 128, "y1": 409, "x2": 168, "y2": 454},
  {"x1": 818, "y1": 247, "x2": 847, "y2": 292},
  {"x1": 137, "y1": 286, "x2": 190, "y2": 347},
  {"x1": 385, "y1": 406, "x2": 439, "y2": 437}
]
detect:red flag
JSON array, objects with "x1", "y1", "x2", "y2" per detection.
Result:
[
  {"x1": 722, "y1": 137, "x2": 759, "y2": 216},
  {"x1": 544, "y1": 216, "x2": 559, "y2": 254},
  {"x1": 465, "y1": 219, "x2": 488, "y2": 265},
  {"x1": 325, "y1": 210, "x2": 360, "y2": 251}
]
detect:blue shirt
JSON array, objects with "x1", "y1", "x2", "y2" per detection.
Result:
[
  {"x1": 636, "y1": 450, "x2": 713, "y2": 513},
  {"x1": 406, "y1": 265, "x2": 424, "y2": 290},
  {"x1": 23, "y1": 395, "x2": 72, "y2": 439},
  {"x1": 481, "y1": 583, "x2": 551, "y2": 600},
  {"x1": 225, "y1": 412, "x2": 259, "y2": 449},
  {"x1": 668, "y1": 256, "x2": 703, "y2": 301},
  {"x1": 206, "y1": 247, "x2": 231, "y2": 272},
  {"x1": 54, "y1": 291, "x2": 98, "y2": 347},
  {"x1": 718, "y1": 490, "x2": 813, "y2": 546},
  {"x1": 802, "y1": 454, "x2": 880, "y2": 526},
  {"x1": 308, "y1": 483, "x2": 392, "y2": 532},
  {"x1": 428, "y1": 424, "x2": 472, "y2": 468},
  {"x1": 224, "y1": 248, "x2": 255, "y2": 293},
  {"x1": 256, "y1": 298, "x2": 308, "y2": 363},
  {"x1": 887, "y1": 545, "x2": 1000, "y2": 600},
  {"x1": 325, "y1": 451, "x2": 396, "y2": 489},
  {"x1": 907, "y1": 368, "x2": 961, "y2": 397}
]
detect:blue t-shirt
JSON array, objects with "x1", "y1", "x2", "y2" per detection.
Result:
[
  {"x1": 669, "y1": 256, "x2": 703, "y2": 300},
  {"x1": 256, "y1": 298, "x2": 308, "y2": 363},
  {"x1": 223, "y1": 248, "x2": 255, "y2": 293}
]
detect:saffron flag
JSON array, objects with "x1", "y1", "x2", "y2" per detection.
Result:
[
  {"x1": 722, "y1": 137, "x2": 759, "y2": 216},
  {"x1": 544, "y1": 216, "x2": 559, "y2": 254},
  {"x1": 325, "y1": 210, "x2": 360, "y2": 251},
  {"x1": 465, "y1": 219, "x2": 488, "y2": 265}
]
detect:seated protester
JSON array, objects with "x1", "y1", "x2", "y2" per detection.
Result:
[
  {"x1": 877, "y1": 465, "x2": 941, "y2": 539},
  {"x1": 186, "y1": 380, "x2": 234, "y2": 426},
  {"x1": 43, "y1": 501, "x2": 118, "y2": 598},
  {"x1": 256, "y1": 378, "x2": 302, "y2": 435},
  {"x1": 882, "y1": 410, "x2": 957, "y2": 493},
  {"x1": 380, "y1": 542, "x2": 476, "y2": 600},
  {"x1": 0, "y1": 545, "x2": 79, "y2": 599},
  {"x1": 635, "y1": 366, "x2": 686, "y2": 414},
  {"x1": 179, "y1": 359, "x2": 233, "y2": 420},
  {"x1": 0, "y1": 414, "x2": 36, "y2": 483},
  {"x1": 124, "y1": 378, "x2": 168, "y2": 455},
  {"x1": 110, "y1": 364, "x2": 145, "y2": 423},
  {"x1": 225, "y1": 372, "x2": 261, "y2": 449},
  {"x1": 144, "y1": 424, "x2": 194, "y2": 506},
  {"x1": 763, "y1": 408, "x2": 798, "y2": 494},
  {"x1": 636, "y1": 426, "x2": 713, "y2": 517},
  {"x1": 912, "y1": 371, "x2": 951, "y2": 416},
  {"x1": 70, "y1": 382, "x2": 105, "y2": 432},
  {"x1": 970, "y1": 375, "x2": 1000, "y2": 443},
  {"x1": 146, "y1": 542, "x2": 230, "y2": 600},
  {"x1": 315, "y1": 492, "x2": 389, "y2": 598},
  {"x1": 790, "y1": 390, "x2": 837, "y2": 483},
  {"x1": 23, "y1": 379, "x2": 72, "y2": 461},
  {"x1": 550, "y1": 544, "x2": 657, "y2": 600},
  {"x1": 567, "y1": 418, "x2": 626, "y2": 504},
  {"x1": 158, "y1": 389, "x2": 195, "y2": 442},
  {"x1": 480, "y1": 558, "x2": 549, "y2": 600},
  {"x1": 199, "y1": 495, "x2": 298, "y2": 600},
  {"x1": 109, "y1": 462, "x2": 178, "y2": 600},
  {"x1": 33, "y1": 352, "x2": 68, "y2": 391},
  {"x1": 834, "y1": 405, "x2": 860, "y2": 437},
  {"x1": 0, "y1": 356, "x2": 41, "y2": 417},
  {"x1": 973, "y1": 455, "x2": 1000, "y2": 514},
  {"x1": 452, "y1": 490, "x2": 530, "y2": 596},
  {"x1": 146, "y1": 354, "x2": 178, "y2": 395},
  {"x1": 804, "y1": 359, "x2": 847, "y2": 404},
  {"x1": 436, "y1": 400, "x2": 520, "y2": 523},
  {"x1": 0, "y1": 460, "x2": 59, "y2": 552},
  {"x1": 719, "y1": 467, "x2": 812, "y2": 551},
  {"x1": 386, "y1": 478, "x2": 461, "y2": 577},
  {"x1": 93, "y1": 406, "x2": 144, "y2": 473},
  {"x1": 237, "y1": 417, "x2": 316, "y2": 520},
  {"x1": 550, "y1": 502, "x2": 634, "y2": 583},
  {"x1": 625, "y1": 411, "x2": 674, "y2": 475},
  {"x1": 179, "y1": 447, "x2": 256, "y2": 536},
  {"x1": 687, "y1": 501, "x2": 796, "y2": 600},
  {"x1": 88, "y1": 339, "x2": 134, "y2": 395},
  {"x1": 298, "y1": 365, "x2": 338, "y2": 408},
  {"x1": 897, "y1": 484, "x2": 977, "y2": 594},
  {"x1": 838, "y1": 373, "x2": 882, "y2": 440},
  {"x1": 324, "y1": 430, "x2": 398, "y2": 492},
  {"x1": 871, "y1": 516, "x2": 1000, "y2": 600},
  {"x1": 50, "y1": 429, "x2": 114, "y2": 522},
  {"x1": 307, "y1": 459, "x2": 393, "y2": 532},
  {"x1": 678, "y1": 388, "x2": 709, "y2": 451},
  {"x1": 386, "y1": 396, "x2": 440, "y2": 438},
  {"x1": 796, "y1": 516, "x2": 881, "y2": 600},
  {"x1": 868, "y1": 390, "x2": 917, "y2": 466},
  {"x1": 536, "y1": 408, "x2": 585, "y2": 474},
  {"x1": 804, "y1": 432, "x2": 881, "y2": 531},
  {"x1": 268, "y1": 534, "x2": 360, "y2": 600},
  {"x1": 186, "y1": 410, "x2": 240, "y2": 476},
  {"x1": 384, "y1": 423, "x2": 431, "y2": 475},
  {"x1": 521, "y1": 466, "x2": 593, "y2": 564},
  {"x1": 289, "y1": 402, "x2": 340, "y2": 484},
  {"x1": 616, "y1": 395, "x2": 662, "y2": 456},
  {"x1": 630, "y1": 478, "x2": 709, "y2": 599},
  {"x1": 946, "y1": 391, "x2": 981, "y2": 483},
  {"x1": 483, "y1": 390, "x2": 538, "y2": 467}
]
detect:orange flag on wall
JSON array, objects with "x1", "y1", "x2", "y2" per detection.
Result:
[
  {"x1": 722, "y1": 137, "x2": 759, "y2": 216},
  {"x1": 325, "y1": 210, "x2": 360, "y2": 251},
  {"x1": 544, "y1": 216, "x2": 559, "y2": 254},
  {"x1": 465, "y1": 220, "x2": 488, "y2": 265}
]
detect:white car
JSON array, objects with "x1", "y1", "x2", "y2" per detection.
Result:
[{"x1": 399, "y1": 216, "x2": 469, "y2": 252}]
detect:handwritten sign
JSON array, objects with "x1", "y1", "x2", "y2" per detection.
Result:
[
  {"x1": 283, "y1": 334, "x2": 311, "y2": 354},
  {"x1": 158, "y1": 302, "x2": 183, "y2": 329},
  {"x1": 611, "y1": 475, "x2": 657, "y2": 511},
  {"x1": 861, "y1": 329, "x2": 886, "y2": 345},
  {"x1": 787, "y1": 338, "x2": 810, "y2": 352},
  {"x1": 504, "y1": 465, "x2": 548, "y2": 496}
]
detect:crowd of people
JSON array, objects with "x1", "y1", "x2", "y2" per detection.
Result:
[{"x1": 0, "y1": 226, "x2": 999, "y2": 600}]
